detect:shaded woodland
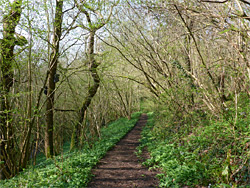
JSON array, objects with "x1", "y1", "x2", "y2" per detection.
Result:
[{"x1": 0, "y1": 0, "x2": 250, "y2": 187}]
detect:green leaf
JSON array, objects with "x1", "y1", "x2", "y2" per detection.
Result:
[
  {"x1": 222, "y1": 165, "x2": 229, "y2": 176},
  {"x1": 219, "y1": 29, "x2": 230, "y2": 34}
]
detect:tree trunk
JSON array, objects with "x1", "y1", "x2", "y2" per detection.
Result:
[
  {"x1": 71, "y1": 0, "x2": 116, "y2": 149},
  {"x1": 45, "y1": 0, "x2": 63, "y2": 158},
  {"x1": 19, "y1": 5, "x2": 34, "y2": 169},
  {"x1": 0, "y1": 0, "x2": 23, "y2": 179},
  {"x1": 185, "y1": 19, "x2": 195, "y2": 107},
  {"x1": 74, "y1": 31, "x2": 101, "y2": 147}
]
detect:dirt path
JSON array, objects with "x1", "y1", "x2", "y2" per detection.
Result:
[{"x1": 87, "y1": 114, "x2": 158, "y2": 188}]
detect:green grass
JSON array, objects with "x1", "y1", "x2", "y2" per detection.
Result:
[{"x1": 0, "y1": 112, "x2": 141, "y2": 188}]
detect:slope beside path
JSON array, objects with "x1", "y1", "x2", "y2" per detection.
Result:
[{"x1": 87, "y1": 113, "x2": 158, "y2": 188}]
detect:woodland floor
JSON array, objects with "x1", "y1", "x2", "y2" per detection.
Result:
[{"x1": 87, "y1": 114, "x2": 159, "y2": 188}]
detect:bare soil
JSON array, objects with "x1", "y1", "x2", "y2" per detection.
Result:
[{"x1": 87, "y1": 114, "x2": 159, "y2": 188}]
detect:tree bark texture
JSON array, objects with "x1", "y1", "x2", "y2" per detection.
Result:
[
  {"x1": 45, "y1": 0, "x2": 63, "y2": 158},
  {"x1": 75, "y1": 31, "x2": 101, "y2": 146},
  {"x1": 0, "y1": 0, "x2": 23, "y2": 179}
]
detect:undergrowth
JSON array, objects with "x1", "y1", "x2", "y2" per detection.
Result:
[
  {"x1": 139, "y1": 97, "x2": 250, "y2": 188},
  {"x1": 0, "y1": 112, "x2": 141, "y2": 188}
]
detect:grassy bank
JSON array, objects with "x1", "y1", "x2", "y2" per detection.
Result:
[
  {"x1": 139, "y1": 111, "x2": 250, "y2": 187},
  {"x1": 0, "y1": 112, "x2": 141, "y2": 188}
]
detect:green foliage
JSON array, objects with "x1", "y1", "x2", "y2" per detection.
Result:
[
  {"x1": 139, "y1": 97, "x2": 250, "y2": 187},
  {"x1": 70, "y1": 130, "x2": 76, "y2": 151},
  {"x1": 0, "y1": 112, "x2": 141, "y2": 188},
  {"x1": 14, "y1": 34, "x2": 28, "y2": 46}
]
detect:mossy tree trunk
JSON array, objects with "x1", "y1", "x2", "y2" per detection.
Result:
[
  {"x1": 0, "y1": 0, "x2": 23, "y2": 179},
  {"x1": 45, "y1": 0, "x2": 64, "y2": 158},
  {"x1": 71, "y1": 0, "x2": 117, "y2": 149},
  {"x1": 75, "y1": 31, "x2": 100, "y2": 145}
]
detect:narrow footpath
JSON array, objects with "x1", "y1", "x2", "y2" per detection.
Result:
[{"x1": 88, "y1": 114, "x2": 158, "y2": 187}]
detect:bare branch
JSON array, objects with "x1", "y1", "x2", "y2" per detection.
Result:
[
  {"x1": 200, "y1": 0, "x2": 229, "y2": 3},
  {"x1": 54, "y1": 109, "x2": 76, "y2": 112},
  {"x1": 239, "y1": 0, "x2": 250, "y2": 6}
]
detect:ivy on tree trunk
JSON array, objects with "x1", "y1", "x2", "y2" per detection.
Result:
[{"x1": 0, "y1": 0, "x2": 23, "y2": 179}]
